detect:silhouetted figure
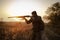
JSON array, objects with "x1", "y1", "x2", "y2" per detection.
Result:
[{"x1": 24, "y1": 11, "x2": 44, "y2": 40}]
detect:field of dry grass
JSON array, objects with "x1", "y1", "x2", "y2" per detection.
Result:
[{"x1": 0, "y1": 22, "x2": 33, "y2": 40}]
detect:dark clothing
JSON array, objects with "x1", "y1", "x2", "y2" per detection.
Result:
[
  {"x1": 25, "y1": 16, "x2": 44, "y2": 40},
  {"x1": 26, "y1": 16, "x2": 44, "y2": 31},
  {"x1": 32, "y1": 31, "x2": 42, "y2": 40}
]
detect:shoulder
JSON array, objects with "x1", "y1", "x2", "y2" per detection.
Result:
[{"x1": 38, "y1": 16, "x2": 41, "y2": 18}]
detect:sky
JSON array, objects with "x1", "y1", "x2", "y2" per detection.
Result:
[{"x1": 0, "y1": 0, "x2": 60, "y2": 22}]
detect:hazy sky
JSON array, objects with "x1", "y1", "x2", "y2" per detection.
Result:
[{"x1": 0, "y1": 0, "x2": 60, "y2": 21}]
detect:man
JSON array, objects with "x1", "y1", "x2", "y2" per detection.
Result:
[{"x1": 23, "y1": 11, "x2": 44, "y2": 40}]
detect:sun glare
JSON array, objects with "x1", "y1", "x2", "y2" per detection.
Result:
[{"x1": 6, "y1": 1, "x2": 45, "y2": 21}]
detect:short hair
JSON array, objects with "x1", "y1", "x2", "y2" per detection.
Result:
[{"x1": 32, "y1": 11, "x2": 37, "y2": 15}]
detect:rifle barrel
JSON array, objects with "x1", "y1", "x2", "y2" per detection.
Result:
[{"x1": 8, "y1": 16, "x2": 31, "y2": 18}]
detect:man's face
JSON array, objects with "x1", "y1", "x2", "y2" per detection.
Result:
[
  {"x1": 32, "y1": 13, "x2": 36, "y2": 16},
  {"x1": 32, "y1": 11, "x2": 37, "y2": 16}
]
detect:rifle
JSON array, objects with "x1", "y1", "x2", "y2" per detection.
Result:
[{"x1": 8, "y1": 15, "x2": 31, "y2": 18}]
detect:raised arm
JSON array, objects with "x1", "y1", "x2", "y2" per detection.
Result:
[{"x1": 24, "y1": 17, "x2": 32, "y2": 24}]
